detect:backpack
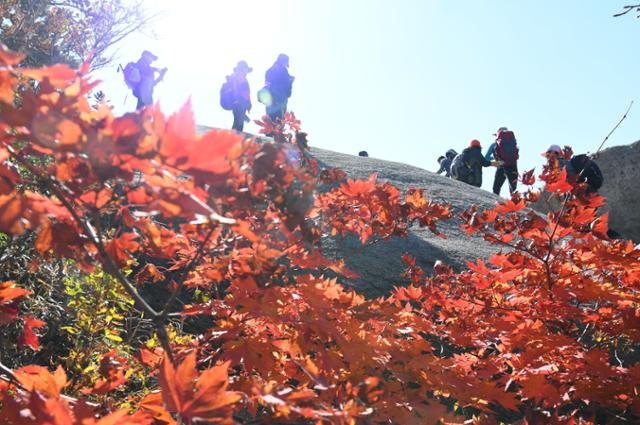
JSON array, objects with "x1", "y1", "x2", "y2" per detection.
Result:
[
  {"x1": 571, "y1": 155, "x2": 603, "y2": 190},
  {"x1": 219, "y1": 80, "x2": 235, "y2": 110},
  {"x1": 122, "y1": 62, "x2": 141, "y2": 91},
  {"x1": 450, "y1": 154, "x2": 470, "y2": 182},
  {"x1": 494, "y1": 130, "x2": 519, "y2": 167}
]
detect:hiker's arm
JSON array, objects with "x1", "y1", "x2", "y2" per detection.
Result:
[
  {"x1": 484, "y1": 144, "x2": 495, "y2": 161},
  {"x1": 480, "y1": 152, "x2": 492, "y2": 167}
]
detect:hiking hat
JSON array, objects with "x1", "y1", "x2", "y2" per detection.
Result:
[
  {"x1": 470, "y1": 139, "x2": 481, "y2": 148},
  {"x1": 542, "y1": 144, "x2": 562, "y2": 157},
  {"x1": 493, "y1": 126, "x2": 508, "y2": 136},
  {"x1": 141, "y1": 50, "x2": 158, "y2": 61},
  {"x1": 234, "y1": 60, "x2": 253, "y2": 73}
]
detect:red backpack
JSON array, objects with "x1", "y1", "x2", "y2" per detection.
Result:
[{"x1": 495, "y1": 130, "x2": 519, "y2": 166}]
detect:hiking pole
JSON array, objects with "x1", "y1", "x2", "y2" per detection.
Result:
[
  {"x1": 117, "y1": 64, "x2": 129, "y2": 106},
  {"x1": 592, "y1": 100, "x2": 634, "y2": 157}
]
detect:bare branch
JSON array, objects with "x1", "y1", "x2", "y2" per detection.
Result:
[
  {"x1": 593, "y1": 100, "x2": 634, "y2": 155},
  {"x1": 613, "y1": 4, "x2": 640, "y2": 17}
]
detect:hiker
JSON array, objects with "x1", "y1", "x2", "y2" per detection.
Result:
[
  {"x1": 221, "y1": 60, "x2": 253, "y2": 132},
  {"x1": 451, "y1": 140, "x2": 501, "y2": 187},
  {"x1": 263, "y1": 54, "x2": 294, "y2": 122},
  {"x1": 130, "y1": 51, "x2": 167, "y2": 110},
  {"x1": 566, "y1": 153, "x2": 603, "y2": 194},
  {"x1": 491, "y1": 127, "x2": 519, "y2": 196},
  {"x1": 542, "y1": 144, "x2": 567, "y2": 171},
  {"x1": 358, "y1": 151, "x2": 369, "y2": 157},
  {"x1": 436, "y1": 149, "x2": 457, "y2": 177},
  {"x1": 436, "y1": 156, "x2": 449, "y2": 176}
]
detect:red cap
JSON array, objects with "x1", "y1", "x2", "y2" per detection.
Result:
[{"x1": 470, "y1": 139, "x2": 481, "y2": 148}]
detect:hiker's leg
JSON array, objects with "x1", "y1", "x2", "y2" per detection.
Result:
[
  {"x1": 138, "y1": 79, "x2": 154, "y2": 108},
  {"x1": 266, "y1": 104, "x2": 278, "y2": 122},
  {"x1": 270, "y1": 99, "x2": 285, "y2": 122},
  {"x1": 493, "y1": 167, "x2": 506, "y2": 195},
  {"x1": 136, "y1": 96, "x2": 144, "y2": 111},
  {"x1": 507, "y1": 166, "x2": 518, "y2": 194},
  {"x1": 232, "y1": 107, "x2": 244, "y2": 132}
]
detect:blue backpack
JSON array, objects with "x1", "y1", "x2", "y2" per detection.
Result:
[{"x1": 219, "y1": 80, "x2": 234, "y2": 110}]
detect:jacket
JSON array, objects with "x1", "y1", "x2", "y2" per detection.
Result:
[
  {"x1": 452, "y1": 146, "x2": 492, "y2": 187},
  {"x1": 265, "y1": 64, "x2": 293, "y2": 101}
]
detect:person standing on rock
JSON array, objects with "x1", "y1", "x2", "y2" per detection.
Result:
[
  {"x1": 492, "y1": 127, "x2": 519, "y2": 196},
  {"x1": 223, "y1": 60, "x2": 253, "y2": 132},
  {"x1": 436, "y1": 149, "x2": 457, "y2": 177},
  {"x1": 132, "y1": 51, "x2": 167, "y2": 110},
  {"x1": 262, "y1": 54, "x2": 294, "y2": 122},
  {"x1": 451, "y1": 139, "x2": 501, "y2": 187}
]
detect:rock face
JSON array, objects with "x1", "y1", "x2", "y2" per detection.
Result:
[
  {"x1": 196, "y1": 126, "x2": 504, "y2": 297},
  {"x1": 532, "y1": 141, "x2": 640, "y2": 243},
  {"x1": 309, "y1": 148, "x2": 501, "y2": 297},
  {"x1": 594, "y1": 140, "x2": 640, "y2": 242}
]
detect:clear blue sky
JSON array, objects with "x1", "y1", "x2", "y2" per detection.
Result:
[{"x1": 94, "y1": 1, "x2": 640, "y2": 193}]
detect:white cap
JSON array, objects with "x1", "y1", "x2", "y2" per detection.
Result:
[{"x1": 542, "y1": 144, "x2": 562, "y2": 156}]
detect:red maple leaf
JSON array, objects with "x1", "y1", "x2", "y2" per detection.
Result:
[
  {"x1": 0, "y1": 281, "x2": 31, "y2": 325},
  {"x1": 18, "y1": 317, "x2": 46, "y2": 350},
  {"x1": 521, "y1": 168, "x2": 536, "y2": 186},
  {"x1": 143, "y1": 353, "x2": 241, "y2": 424}
]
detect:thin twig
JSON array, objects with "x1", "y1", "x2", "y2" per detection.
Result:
[
  {"x1": 613, "y1": 4, "x2": 640, "y2": 17},
  {"x1": 594, "y1": 100, "x2": 634, "y2": 155}
]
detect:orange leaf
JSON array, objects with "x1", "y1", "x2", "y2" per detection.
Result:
[
  {"x1": 19, "y1": 316, "x2": 46, "y2": 351},
  {"x1": 591, "y1": 213, "x2": 609, "y2": 239},
  {"x1": 105, "y1": 233, "x2": 140, "y2": 266},
  {"x1": 0, "y1": 281, "x2": 31, "y2": 324},
  {"x1": 21, "y1": 64, "x2": 77, "y2": 88},
  {"x1": 158, "y1": 353, "x2": 241, "y2": 423},
  {"x1": 14, "y1": 365, "x2": 67, "y2": 398},
  {"x1": 0, "y1": 44, "x2": 25, "y2": 66}
]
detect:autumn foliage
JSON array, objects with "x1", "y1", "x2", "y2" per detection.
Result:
[{"x1": 0, "y1": 43, "x2": 639, "y2": 424}]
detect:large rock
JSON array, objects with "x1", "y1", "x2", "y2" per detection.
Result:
[
  {"x1": 195, "y1": 126, "x2": 503, "y2": 297},
  {"x1": 532, "y1": 141, "x2": 640, "y2": 243},
  {"x1": 594, "y1": 140, "x2": 640, "y2": 242},
  {"x1": 310, "y1": 148, "x2": 500, "y2": 296}
]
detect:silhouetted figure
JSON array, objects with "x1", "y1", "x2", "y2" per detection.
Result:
[
  {"x1": 492, "y1": 127, "x2": 519, "y2": 196},
  {"x1": 132, "y1": 51, "x2": 167, "y2": 110},
  {"x1": 264, "y1": 54, "x2": 294, "y2": 122},
  {"x1": 222, "y1": 61, "x2": 252, "y2": 132},
  {"x1": 358, "y1": 151, "x2": 369, "y2": 157},
  {"x1": 451, "y1": 140, "x2": 499, "y2": 187}
]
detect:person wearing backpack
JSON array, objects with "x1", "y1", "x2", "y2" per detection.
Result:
[
  {"x1": 436, "y1": 149, "x2": 458, "y2": 177},
  {"x1": 492, "y1": 127, "x2": 519, "y2": 196},
  {"x1": 220, "y1": 61, "x2": 253, "y2": 132},
  {"x1": 566, "y1": 154, "x2": 603, "y2": 194},
  {"x1": 451, "y1": 140, "x2": 500, "y2": 187},
  {"x1": 262, "y1": 54, "x2": 294, "y2": 122},
  {"x1": 126, "y1": 51, "x2": 167, "y2": 110}
]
